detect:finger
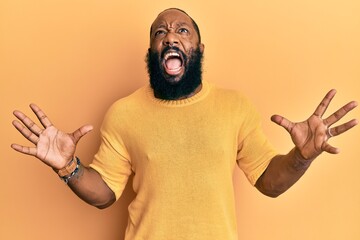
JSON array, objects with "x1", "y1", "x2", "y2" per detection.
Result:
[
  {"x1": 313, "y1": 89, "x2": 337, "y2": 117},
  {"x1": 12, "y1": 120, "x2": 39, "y2": 145},
  {"x1": 328, "y1": 119, "x2": 358, "y2": 137},
  {"x1": 11, "y1": 143, "x2": 37, "y2": 156},
  {"x1": 321, "y1": 142, "x2": 340, "y2": 154},
  {"x1": 323, "y1": 101, "x2": 358, "y2": 126},
  {"x1": 29, "y1": 103, "x2": 53, "y2": 128},
  {"x1": 271, "y1": 115, "x2": 294, "y2": 133},
  {"x1": 327, "y1": 128, "x2": 334, "y2": 138},
  {"x1": 72, "y1": 125, "x2": 93, "y2": 144},
  {"x1": 13, "y1": 110, "x2": 43, "y2": 136}
]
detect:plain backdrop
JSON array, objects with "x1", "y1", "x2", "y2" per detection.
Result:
[{"x1": 1, "y1": 0, "x2": 359, "y2": 239}]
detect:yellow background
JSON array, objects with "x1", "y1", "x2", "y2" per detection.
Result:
[{"x1": 1, "y1": 0, "x2": 359, "y2": 239}]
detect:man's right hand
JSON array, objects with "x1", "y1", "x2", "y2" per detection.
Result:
[{"x1": 11, "y1": 104, "x2": 93, "y2": 170}]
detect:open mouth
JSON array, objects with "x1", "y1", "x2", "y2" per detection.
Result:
[{"x1": 162, "y1": 50, "x2": 184, "y2": 76}]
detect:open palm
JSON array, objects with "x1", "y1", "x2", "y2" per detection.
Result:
[
  {"x1": 271, "y1": 89, "x2": 358, "y2": 160},
  {"x1": 12, "y1": 104, "x2": 93, "y2": 170}
]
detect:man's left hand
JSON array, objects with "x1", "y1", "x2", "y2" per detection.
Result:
[{"x1": 271, "y1": 89, "x2": 358, "y2": 160}]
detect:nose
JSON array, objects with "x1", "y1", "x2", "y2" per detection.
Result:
[{"x1": 163, "y1": 32, "x2": 179, "y2": 47}]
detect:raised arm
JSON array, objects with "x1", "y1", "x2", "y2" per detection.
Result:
[
  {"x1": 11, "y1": 104, "x2": 115, "y2": 208},
  {"x1": 255, "y1": 90, "x2": 358, "y2": 197}
]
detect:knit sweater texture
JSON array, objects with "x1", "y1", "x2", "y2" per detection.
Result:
[{"x1": 90, "y1": 81, "x2": 277, "y2": 240}]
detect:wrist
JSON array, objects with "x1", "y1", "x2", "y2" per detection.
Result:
[
  {"x1": 55, "y1": 156, "x2": 77, "y2": 177},
  {"x1": 58, "y1": 157, "x2": 81, "y2": 184},
  {"x1": 292, "y1": 148, "x2": 313, "y2": 170}
]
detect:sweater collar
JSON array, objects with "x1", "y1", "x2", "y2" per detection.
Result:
[{"x1": 146, "y1": 81, "x2": 211, "y2": 107}]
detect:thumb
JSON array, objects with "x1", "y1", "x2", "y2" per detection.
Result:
[
  {"x1": 72, "y1": 124, "x2": 93, "y2": 144},
  {"x1": 271, "y1": 114, "x2": 293, "y2": 133}
]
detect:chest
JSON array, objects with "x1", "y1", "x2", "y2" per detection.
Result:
[{"x1": 122, "y1": 106, "x2": 240, "y2": 174}]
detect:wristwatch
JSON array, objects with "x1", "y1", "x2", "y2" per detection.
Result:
[{"x1": 57, "y1": 157, "x2": 77, "y2": 177}]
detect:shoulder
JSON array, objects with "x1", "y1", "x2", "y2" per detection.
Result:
[
  {"x1": 107, "y1": 85, "x2": 148, "y2": 112},
  {"x1": 100, "y1": 85, "x2": 148, "y2": 126},
  {"x1": 210, "y1": 83, "x2": 254, "y2": 109}
]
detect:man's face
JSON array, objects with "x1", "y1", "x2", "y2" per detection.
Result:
[
  {"x1": 149, "y1": 9, "x2": 204, "y2": 83},
  {"x1": 147, "y1": 9, "x2": 205, "y2": 100}
]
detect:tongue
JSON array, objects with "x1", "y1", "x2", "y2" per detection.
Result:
[{"x1": 165, "y1": 58, "x2": 182, "y2": 70}]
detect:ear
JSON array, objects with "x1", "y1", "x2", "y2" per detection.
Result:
[{"x1": 199, "y1": 43, "x2": 205, "y2": 53}]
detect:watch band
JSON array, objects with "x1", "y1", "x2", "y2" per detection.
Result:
[
  {"x1": 60, "y1": 157, "x2": 81, "y2": 184},
  {"x1": 57, "y1": 157, "x2": 77, "y2": 177}
]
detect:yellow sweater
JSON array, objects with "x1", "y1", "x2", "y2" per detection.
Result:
[{"x1": 90, "y1": 81, "x2": 277, "y2": 240}]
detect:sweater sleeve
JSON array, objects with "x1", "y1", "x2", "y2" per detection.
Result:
[
  {"x1": 236, "y1": 96, "x2": 278, "y2": 186},
  {"x1": 89, "y1": 103, "x2": 133, "y2": 200}
]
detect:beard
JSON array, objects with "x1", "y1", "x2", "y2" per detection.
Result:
[{"x1": 146, "y1": 46, "x2": 203, "y2": 100}]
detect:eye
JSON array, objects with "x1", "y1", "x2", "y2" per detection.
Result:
[
  {"x1": 155, "y1": 30, "x2": 166, "y2": 37},
  {"x1": 178, "y1": 28, "x2": 189, "y2": 34}
]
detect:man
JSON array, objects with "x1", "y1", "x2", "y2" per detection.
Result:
[{"x1": 11, "y1": 8, "x2": 358, "y2": 240}]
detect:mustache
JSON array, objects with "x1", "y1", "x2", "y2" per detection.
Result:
[{"x1": 160, "y1": 46, "x2": 187, "y2": 62}]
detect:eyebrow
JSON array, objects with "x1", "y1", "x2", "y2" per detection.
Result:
[{"x1": 154, "y1": 22, "x2": 191, "y2": 30}]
